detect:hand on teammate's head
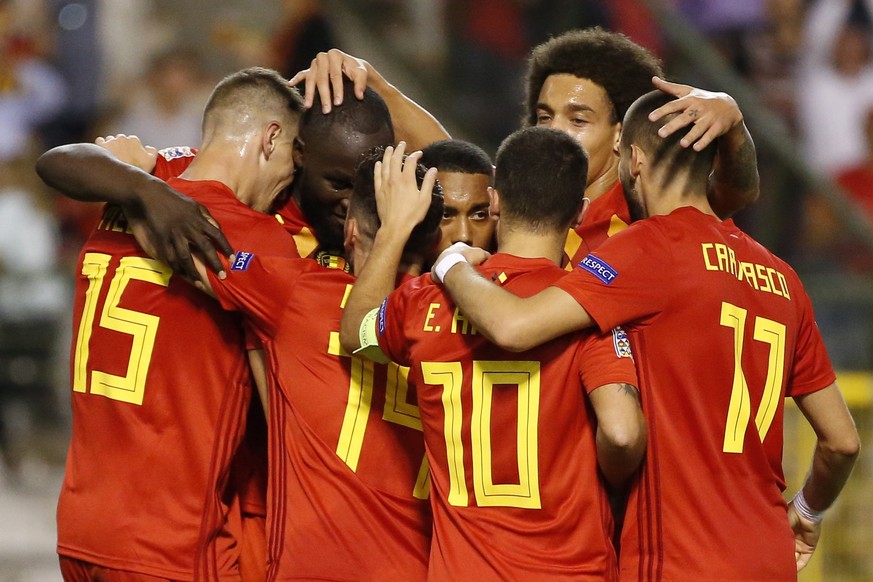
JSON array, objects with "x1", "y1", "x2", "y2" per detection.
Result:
[
  {"x1": 648, "y1": 76, "x2": 743, "y2": 152},
  {"x1": 289, "y1": 48, "x2": 369, "y2": 114}
]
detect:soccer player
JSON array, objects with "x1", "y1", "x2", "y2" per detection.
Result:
[
  {"x1": 35, "y1": 67, "x2": 303, "y2": 581},
  {"x1": 38, "y1": 81, "x2": 400, "y2": 581},
  {"x1": 189, "y1": 144, "x2": 443, "y2": 580},
  {"x1": 342, "y1": 127, "x2": 645, "y2": 580},
  {"x1": 420, "y1": 139, "x2": 497, "y2": 259},
  {"x1": 523, "y1": 28, "x2": 760, "y2": 266},
  {"x1": 293, "y1": 29, "x2": 760, "y2": 267},
  {"x1": 428, "y1": 90, "x2": 861, "y2": 580}
]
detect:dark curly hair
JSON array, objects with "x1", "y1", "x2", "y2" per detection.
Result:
[{"x1": 524, "y1": 27, "x2": 663, "y2": 127}]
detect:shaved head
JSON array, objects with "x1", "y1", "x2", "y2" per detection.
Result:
[{"x1": 202, "y1": 67, "x2": 304, "y2": 143}]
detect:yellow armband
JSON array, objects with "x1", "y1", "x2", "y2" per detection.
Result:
[{"x1": 352, "y1": 307, "x2": 390, "y2": 364}]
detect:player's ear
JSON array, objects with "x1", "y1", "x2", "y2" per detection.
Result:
[
  {"x1": 612, "y1": 122, "x2": 622, "y2": 155},
  {"x1": 630, "y1": 143, "x2": 645, "y2": 178},
  {"x1": 292, "y1": 136, "x2": 305, "y2": 168},
  {"x1": 262, "y1": 121, "x2": 282, "y2": 159},
  {"x1": 487, "y1": 186, "x2": 501, "y2": 218},
  {"x1": 571, "y1": 197, "x2": 590, "y2": 228},
  {"x1": 343, "y1": 217, "x2": 357, "y2": 254}
]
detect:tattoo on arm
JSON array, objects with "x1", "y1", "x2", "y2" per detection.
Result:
[
  {"x1": 720, "y1": 134, "x2": 758, "y2": 195},
  {"x1": 617, "y1": 383, "x2": 641, "y2": 402}
]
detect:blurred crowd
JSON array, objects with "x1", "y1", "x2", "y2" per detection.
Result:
[{"x1": 2, "y1": 0, "x2": 873, "y2": 478}]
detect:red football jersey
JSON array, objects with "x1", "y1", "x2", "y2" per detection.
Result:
[
  {"x1": 563, "y1": 181, "x2": 630, "y2": 270},
  {"x1": 553, "y1": 207, "x2": 836, "y2": 581},
  {"x1": 377, "y1": 254, "x2": 638, "y2": 581},
  {"x1": 207, "y1": 257, "x2": 431, "y2": 581},
  {"x1": 57, "y1": 178, "x2": 297, "y2": 580}
]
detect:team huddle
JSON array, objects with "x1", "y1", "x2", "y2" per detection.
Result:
[{"x1": 35, "y1": 28, "x2": 860, "y2": 582}]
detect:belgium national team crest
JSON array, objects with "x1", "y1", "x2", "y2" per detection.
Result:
[{"x1": 314, "y1": 250, "x2": 350, "y2": 273}]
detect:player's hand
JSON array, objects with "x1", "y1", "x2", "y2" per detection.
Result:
[
  {"x1": 127, "y1": 216, "x2": 159, "y2": 261},
  {"x1": 374, "y1": 141, "x2": 438, "y2": 236},
  {"x1": 648, "y1": 77, "x2": 743, "y2": 151},
  {"x1": 787, "y1": 500, "x2": 822, "y2": 572},
  {"x1": 288, "y1": 48, "x2": 369, "y2": 113},
  {"x1": 435, "y1": 242, "x2": 491, "y2": 271},
  {"x1": 127, "y1": 180, "x2": 234, "y2": 281},
  {"x1": 95, "y1": 134, "x2": 159, "y2": 173}
]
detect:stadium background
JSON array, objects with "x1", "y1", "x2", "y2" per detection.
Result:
[{"x1": 0, "y1": 0, "x2": 871, "y2": 580}]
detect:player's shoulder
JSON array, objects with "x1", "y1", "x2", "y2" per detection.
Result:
[{"x1": 390, "y1": 273, "x2": 442, "y2": 308}]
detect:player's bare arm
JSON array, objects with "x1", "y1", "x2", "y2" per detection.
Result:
[
  {"x1": 789, "y1": 383, "x2": 860, "y2": 571},
  {"x1": 587, "y1": 381, "x2": 646, "y2": 486},
  {"x1": 289, "y1": 48, "x2": 450, "y2": 150},
  {"x1": 339, "y1": 142, "x2": 437, "y2": 355},
  {"x1": 35, "y1": 142, "x2": 233, "y2": 281},
  {"x1": 648, "y1": 76, "x2": 760, "y2": 218},
  {"x1": 436, "y1": 249, "x2": 594, "y2": 352}
]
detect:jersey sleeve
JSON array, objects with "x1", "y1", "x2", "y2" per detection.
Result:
[
  {"x1": 153, "y1": 146, "x2": 196, "y2": 180},
  {"x1": 553, "y1": 225, "x2": 672, "y2": 333},
  {"x1": 208, "y1": 253, "x2": 299, "y2": 337},
  {"x1": 576, "y1": 327, "x2": 639, "y2": 393},
  {"x1": 377, "y1": 280, "x2": 418, "y2": 367},
  {"x1": 787, "y1": 283, "x2": 837, "y2": 397},
  {"x1": 204, "y1": 214, "x2": 299, "y2": 336}
]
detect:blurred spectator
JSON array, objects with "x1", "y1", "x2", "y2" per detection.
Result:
[
  {"x1": 39, "y1": 0, "x2": 101, "y2": 148},
  {"x1": 795, "y1": 105, "x2": 873, "y2": 279},
  {"x1": 744, "y1": 0, "x2": 806, "y2": 121},
  {"x1": 0, "y1": 157, "x2": 65, "y2": 320},
  {"x1": 0, "y1": 0, "x2": 66, "y2": 160},
  {"x1": 0, "y1": 154, "x2": 66, "y2": 482},
  {"x1": 797, "y1": 0, "x2": 873, "y2": 175},
  {"x1": 836, "y1": 106, "x2": 873, "y2": 261},
  {"x1": 103, "y1": 48, "x2": 210, "y2": 150}
]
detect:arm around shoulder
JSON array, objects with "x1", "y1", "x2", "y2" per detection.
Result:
[
  {"x1": 441, "y1": 260, "x2": 593, "y2": 351},
  {"x1": 36, "y1": 142, "x2": 157, "y2": 206}
]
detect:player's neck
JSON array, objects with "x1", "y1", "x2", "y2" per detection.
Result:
[
  {"x1": 180, "y1": 146, "x2": 254, "y2": 204},
  {"x1": 496, "y1": 225, "x2": 565, "y2": 264},
  {"x1": 584, "y1": 159, "x2": 619, "y2": 203},
  {"x1": 644, "y1": 180, "x2": 717, "y2": 218}
]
